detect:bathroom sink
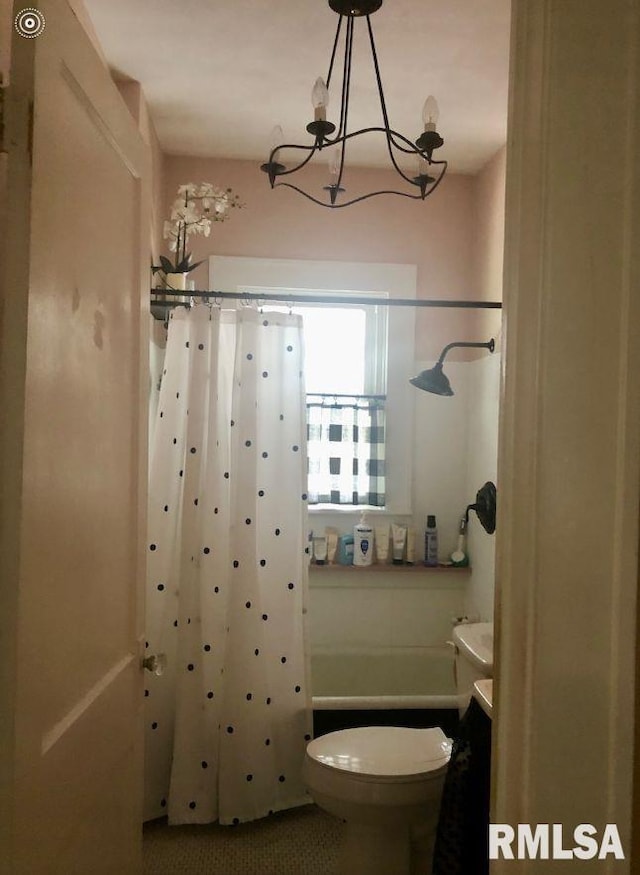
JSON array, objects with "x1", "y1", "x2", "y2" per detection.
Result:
[
  {"x1": 473, "y1": 679, "x2": 493, "y2": 719},
  {"x1": 452, "y1": 622, "x2": 493, "y2": 672}
]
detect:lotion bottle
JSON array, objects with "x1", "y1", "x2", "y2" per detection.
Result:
[{"x1": 353, "y1": 511, "x2": 374, "y2": 566}]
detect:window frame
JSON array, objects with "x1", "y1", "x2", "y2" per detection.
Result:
[{"x1": 210, "y1": 256, "x2": 416, "y2": 515}]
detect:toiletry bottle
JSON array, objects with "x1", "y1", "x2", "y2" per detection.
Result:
[
  {"x1": 337, "y1": 533, "x2": 354, "y2": 565},
  {"x1": 375, "y1": 525, "x2": 390, "y2": 564},
  {"x1": 313, "y1": 535, "x2": 328, "y2": 565},
  {"x1": 353, "y1": 511, "x2": 374, "y2": 566},
  {"x1": 406, "y1": 526, "x2": 416, "y2": 564},
  {"x1": 424, "y1": 514, "x2": 438, "y2": 566},
  {"x1": 391, "y1": 523, "x2": 407, "y2": 565}
]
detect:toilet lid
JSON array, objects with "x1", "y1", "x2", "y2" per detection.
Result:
[{"x1": 306, "y1": 726, "x2": 451, "y2": 778}]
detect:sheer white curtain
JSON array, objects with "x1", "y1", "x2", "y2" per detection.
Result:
[{"x1": 144, "y1": 305, "x2": 312, "y2": 825}]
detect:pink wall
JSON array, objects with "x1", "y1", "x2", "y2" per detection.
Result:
[
  {"x1": 161, "y1": 156, "x2": 490, "y2": 359},
  {"x1": 472, "y1": 146, "x2": 506, "y2": 342}
]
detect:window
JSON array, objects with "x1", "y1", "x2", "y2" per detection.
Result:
[
  {"x1": 211, "y1": 257, "x2": 416, "y2": 514},
  {"x1": 284, "y1": 300, "x2": 387, "y2": 507}
]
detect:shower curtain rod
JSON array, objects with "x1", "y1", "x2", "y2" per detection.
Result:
[{"x1": 151, "y1": 289, "x2": 502, "y2": 310}]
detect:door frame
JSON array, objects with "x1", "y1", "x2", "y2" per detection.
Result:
[{"x1": 494, "y1": 0, "x2": 640, "y2": 870}]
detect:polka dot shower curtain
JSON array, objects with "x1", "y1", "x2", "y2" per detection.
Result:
[{"x1": 144, "y1": 305, "x2": 312, "y2": 826}]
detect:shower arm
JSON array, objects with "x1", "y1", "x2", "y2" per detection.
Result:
[{"x1": 436, "y1": 339, "x2": 495, "y2": 366}]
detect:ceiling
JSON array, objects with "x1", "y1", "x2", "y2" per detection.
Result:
[{"x1": 83, "y1": 0, "x2": 511, "y2": 175}]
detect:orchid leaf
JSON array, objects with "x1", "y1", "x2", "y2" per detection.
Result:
[
  {"x1": 174, "y1": 255, "x2": 192, "y2": 273},
  {"x1": 159, "y1": 255, "x2": 174, "y2": 274}
]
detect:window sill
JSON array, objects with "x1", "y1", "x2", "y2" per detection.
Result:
[{"x1": 310, "y1": 562, "x2": 469, "y2": 571}]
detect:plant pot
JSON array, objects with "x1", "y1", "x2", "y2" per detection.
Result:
[
  {"x1": 164, "y1": 272, "x2": 188, "y2": 292},
  {"x1": 163, "y1": 272, "x2": 191, "y2": 309}
]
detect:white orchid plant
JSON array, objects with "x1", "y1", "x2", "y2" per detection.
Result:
[{"x1": 154, "y1": 182, "x2": 243, "y2": 278}]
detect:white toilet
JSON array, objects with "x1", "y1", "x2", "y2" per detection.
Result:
[{"x1": 303, "y1": 623, "x2": 494, "y2": 875}]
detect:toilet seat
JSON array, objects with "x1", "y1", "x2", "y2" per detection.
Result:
[{"x1": 306, "y1": 726, "x2": 451, "y2": 783}]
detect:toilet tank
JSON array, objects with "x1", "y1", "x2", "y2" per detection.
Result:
[{"x1": 453, "y1": 622, "x2": 493, "y2": 716}]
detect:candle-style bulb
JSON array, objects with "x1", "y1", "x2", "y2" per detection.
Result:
[
  {"x1": 312, "y1": 77, "x2": 329, "y2": 121},
  {"x1": 417, "y1": 155, "x2": 430, "y2": 177},
  {"x1": 269, "y1": 125, "x2": 284, "y2": 152},
  {"x1": 261, "y1": 124, "x2": 286, "y2": 181},
  {"x1": 422, "y1": 95, "x2": 440, "y2": 131},
  {"x1": 328, "y1": 148, "x2": 341, "y2": 184}
]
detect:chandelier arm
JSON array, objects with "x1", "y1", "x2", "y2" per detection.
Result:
[
  {"x1": 334, "y1": 13, "x2": 354, "y2": 142},
  {"x1": 325, "y1": 14, "x2": 344, "y2": 90},
  {"x1": 364, "y1": 14, "x2": 422, "y2": 189},
  {"x1": 289, "y1": 123, "x2": 450, "y2": 159},
  {"x1": 269, "y1": 126, "x2": 423, "y2": 182},
  {"x1": 268, "y1": 143, "x2": 318, "y2": 177},
  {"x1": 380, "y1": 136, "x2": 428, "y2": 185},
  {"x1": 385, "y1": 140, "x2": 430, "y2": 187},
  {"x1": 327, "y1": 127, "x2": 445, "y2": 179},
  {"x1": 365, "y1": 15, "x2": 394, "y2": 139},
  {"x1": 277, "y1": 126, "x2": 446, "y2": 171},
  {"x1": 335, "y1": 15, "x2": 354, "y2": 191},
  {"x1": 274, "y1": 179, "x2": 435, "y2": 208},
  {"x1": 272, "y1": 127, "x2": 416, "y2": 168},
  {"x1": 422, "y1": 159, "x2": 448, "y2": 196},
  {"x1": 386, "y1": 132, "x2": 433, "y2": 155},
  {"x1": 321, "y1": 125, "x2": 411, "y2": 146},
  {"x1": 380, "y1": 124, "x2": 446, "y2": 161}
]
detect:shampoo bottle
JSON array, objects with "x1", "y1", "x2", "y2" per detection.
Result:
[
  {"x1": 353, "y1": 511, "x2": 374, "y2": 566},
  {"x1": 424, "y1": 514, "x2": 439, "y2": 566}
]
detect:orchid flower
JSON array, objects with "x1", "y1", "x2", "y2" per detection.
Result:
[{"x1": 156, "y1": 182, "x2": 244, "y2": 276}]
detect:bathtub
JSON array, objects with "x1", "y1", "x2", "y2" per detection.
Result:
[{"x1": 311, "y1": 644, "x2": 458, "y2": 711}]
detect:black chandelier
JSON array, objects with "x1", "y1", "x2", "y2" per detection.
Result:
[{"x1": 260, "y1": 0, "x2": 447, "y2": 209}]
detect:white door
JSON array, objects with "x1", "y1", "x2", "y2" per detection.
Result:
[{"x1": 0, "y1": 0, "x2": 149, "y2": 871}]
